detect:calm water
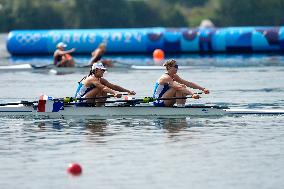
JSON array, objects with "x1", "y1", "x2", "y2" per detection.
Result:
[{"x1": 0, "y1": 33, "x2": 284, "y2": 189}]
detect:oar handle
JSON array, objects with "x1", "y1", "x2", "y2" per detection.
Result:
[
  {"x1": 103, "y1": 94, "x2": 201, "y2": 104},
  {"x1": 62, "y1": 93, "x2": 130, "y2": 103}
]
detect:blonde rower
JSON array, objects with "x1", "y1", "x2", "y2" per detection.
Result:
[
  {"x1": 153, "y1": 59, "x2": 209, "y2": 107},
  {"x1": 88, "y1": 43, "x2": 112, "y2": 67}
]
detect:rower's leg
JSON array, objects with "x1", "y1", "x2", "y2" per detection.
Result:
[
  {"x1": 161, "y1": 88, "x2": 177, "y2": 107},
  {"x1": 176, "y1": 91, "x2": 186, "y2": 107},
  {"x1": 67, "y1": 59, "x2": 75, "y2": 67},
  {"x1": 84, "y1": 88, "x2": 102, "y2": 104},
  {"x1": 95, "y1": 91, "x2": 108, "y2": 107}
]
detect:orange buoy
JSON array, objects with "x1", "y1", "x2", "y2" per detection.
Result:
[
  {"x1": 67, "y1": 163, "x2": 82, "y2": 175},
  {"x1": 153, "y1": 49, "x2": 165, "y2": 61}
]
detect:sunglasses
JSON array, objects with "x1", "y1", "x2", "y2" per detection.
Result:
[
  {"x1": 96, "y1": 68, "x2": 106, "y2": 72},
  {"x1": 173, "y1": 64, "x2": 179, "y2": 69},
  {"x1": 91, "y1": 68, "x2": 106, "y2": 74}
]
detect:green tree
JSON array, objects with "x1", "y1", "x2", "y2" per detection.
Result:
[
  {"x1": 73, "y1": 0, "x2": 133, "y2": 28},
  {"x1": 214, "y1": 0, "x2": 284, "y2": 26},
  {"x1": 1, "y1": 0, "x2": 284, "y2": 32},
  {"x1": 164, "y1": 0, "x2": 209, "y2": 7}
]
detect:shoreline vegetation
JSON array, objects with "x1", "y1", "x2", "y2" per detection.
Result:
[{"x1": 0, "y1": 0, "x2": 283, "y2": 32}]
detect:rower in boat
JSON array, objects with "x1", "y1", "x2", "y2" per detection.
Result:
[
  {"x1": 75, "y1": 62, "x2": 136, "y2": 106},
  {"x1": 153, "y1": 59, "x2": 210, "y2": 107},
  {"x1": 88, "y1": 43, "x2": 113, "y2": 67},
  {"x1": 53, "y1": 42, "x2": 76, "y2": 67}
]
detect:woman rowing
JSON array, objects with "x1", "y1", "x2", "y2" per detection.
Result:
[
  {"x1": 88, "y1": 43, "x2": 112, "y2": 67},
  {"x1": 153, "y1": 59, "x2": 209, "y2": 107},
  {"x1": 53, "y1": 42, "x2": 76, "y2": 67},
  {"x1": 75, "y1": 62, "x2": 136, "y2": 106}
]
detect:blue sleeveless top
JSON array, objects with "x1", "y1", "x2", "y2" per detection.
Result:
[
  {"x1": 75, "y1": 82, "x2": 96, "y2": 98},
  {"x1": 153, "y1": 82, "x2": 170, "y2": 98},
  {"x1": 152, "y1": 82, "x2": 170, "y2": 107}
]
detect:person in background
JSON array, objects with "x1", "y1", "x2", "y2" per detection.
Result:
[
  {"x1": 88, "y1": 43, "x2": 113, "y2": 67},
  {"x1": 153, "y1": 59, "x2": 210, "y2": 107},
  {"x1": 75, "y1": 62, "x2": 136, "y2": 106},
  {"x1": 199, "y1": 19, "x2": 215, "y2": 28},
  {"x1": 53, "y1": 42, "x2": 76, "y2": 67}
]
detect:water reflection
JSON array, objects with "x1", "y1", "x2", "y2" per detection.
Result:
[
  {"x1": 154, "y1": 118, "x2": 190, "y2": 131},
  {"x1": 35, "y1": 119, "x2": 67, "y2": 130},
  {"x1": 34, "y1": 117, "x2": 210, "y2": 133},
  {"x1": 84, "y1": 119, "x2": 108, "y2": 136}
]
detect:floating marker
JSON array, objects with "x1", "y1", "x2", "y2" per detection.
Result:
[{"x1": 67, "y1": 163, "x2": 82, "y2": 175}]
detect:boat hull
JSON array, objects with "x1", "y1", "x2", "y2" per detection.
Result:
[
  {"x1": 0, "y1": 104, "x2": 283, "y2": 119},
  {"x1": 0, "y1": 104, "x2": 226, "y2": 118}
]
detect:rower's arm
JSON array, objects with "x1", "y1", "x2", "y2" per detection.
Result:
[
  {"x1": 101, "y1": 79, "x2": 133, "y2": 93},
  {"x1": 170, "y1": 81, "x2": 195, "y2": 96},
  {"x1": 174, "y1": 74, "x2": 207, "y2": 92},
  {"x1": 89, "y1": 49, "x2": 102, "y2": 64},
  {"x1": 88, "y1": 56, "x2": 96, "y2": 65},
  {"x1": 90, "y1": 80, "x2": 117, "y2": 95},
  {"x1": 58, "y1": 48, "x2": 75, "y2": 55}
]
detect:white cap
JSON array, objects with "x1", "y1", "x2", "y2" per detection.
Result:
[
  {"x1": 56, "y1": 42, "x2": 67, "y2": 48},
  {"x1": 92, "y1": 62, "x2": 107, "y2": 71}
]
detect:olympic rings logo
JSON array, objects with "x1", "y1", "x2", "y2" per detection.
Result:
[{"x1": 15, "y1": 33, "x2": 41, "y2": 45}]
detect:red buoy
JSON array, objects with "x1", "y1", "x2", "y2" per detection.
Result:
[
  {"x1": 153, "y1": 49, "x2": 165, "y2": 62},
  {"x1": 67, "y1": 163, "x2": 82, "y2": 175}
]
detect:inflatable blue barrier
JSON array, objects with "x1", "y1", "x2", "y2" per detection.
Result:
[{"x1": 6, "y1": 27, "x2": 284, "y2": 55}]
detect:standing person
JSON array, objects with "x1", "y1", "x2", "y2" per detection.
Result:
[
  {"x1": 75, "y1": 62, "x2": 136, "y2": 106},
  {"x1": 53, "y1": 42, "x2": 76, "y2": 67},
  {"x1": 153, "y1": 59, "x2": 210, "y2": 107},
  {"x1": 88, "y1": 43, "x2": 112, "y2": 67}
]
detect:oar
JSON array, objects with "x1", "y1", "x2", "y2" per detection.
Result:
[
  {"x1": 69, "y1": 93, "x2": 203, "y2": 106},
  {"x1": 62, "y1": 93, "x2": 129, "y2": 103},
  {"x1": 104, "y1": 94, "x2": 200, "y2": 104},
  {"x1": 0, "y1": 101, "x2": 37, "y2": 106},
  {"x1": 0, "y1": 93, "x2": 129, "y2": 106},
  {"x1": 30, "y1": 64, "x2": 54, "y2": 69},
  {"x1": 0, "y1": 92, "x2": 201, "y2": 106}
]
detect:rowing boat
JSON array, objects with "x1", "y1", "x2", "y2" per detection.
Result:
[
  {"x1": 0, "y1": 63, "x2": 89, "y2": 74},
  {"x1": 0, "y1": 63, "x2": 193, "y2": 73},
  {"x1": 1, "y1": 94, "x2": 283, "y2": 119},
  {"x1": 1, "y1": 102, "x2": 283, "y2": 119},
  {"x1": 0, "y1": 62, "x2": 131, "y2": 74}
]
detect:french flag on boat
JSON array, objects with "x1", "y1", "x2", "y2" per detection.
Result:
[{"x1": 37, "y1": 95, "x2": 63, "y2": 112}]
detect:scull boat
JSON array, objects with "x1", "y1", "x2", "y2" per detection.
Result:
[
  {"x1": 0, "y1": 101, "x2": 283, "y2": 119},
  {"x1": 0, "y1": 62, "x2": 131, "y2": 74},
  {"x1": 0, "y1": 63, "x2": 193, "y2": 73}
]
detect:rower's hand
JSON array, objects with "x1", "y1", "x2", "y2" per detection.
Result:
[
  {"x1": 192, "y1": 94, "x2": 200, "y2": 99},
  {"x1": 128, "y1": 91, "x2": 136, "y2": 95},
  {"x1": 114, "y1": 93, "x2": 122, "y2": 98},
  {"x1": 203, "y1": 88, "x2": 210, "y2": 94}
]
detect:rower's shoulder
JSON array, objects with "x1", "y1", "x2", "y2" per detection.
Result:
[
  {"x1": 172, "y1": 74, "x2": 182, "y2": 80},
  {"x1": 162, "y1": 73, "x2": 175, "y2": 80},
  {"x1": 53, "y1": 49, "x2": 60, "y2": 56},
  {"x1": 158, "y1": 74, "x2": 172, "y2": 83}
]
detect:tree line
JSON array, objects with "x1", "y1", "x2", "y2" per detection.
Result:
[{"x1": 0, "y1": 0, "x2": 283, "y2": 32}]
